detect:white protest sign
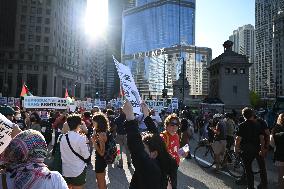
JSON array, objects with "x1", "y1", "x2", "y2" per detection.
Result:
[
  {"x1": 0, "y1": 113, "x2": 14, "y2": 153},
  {"x1": 113, "y1": 56, "x2": 141, "y2": 114},
  {"x1": 171, "y1": 98, "x2": 179, "y2": 110},
  {"x1": 24, "y1": 97, "x2": 68, "y2": 109}
]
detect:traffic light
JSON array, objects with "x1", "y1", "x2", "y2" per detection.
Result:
[{"x1": 162, "y1": 89, "x2": 167, "y2": 98}]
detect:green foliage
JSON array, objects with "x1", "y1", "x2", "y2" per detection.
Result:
[{"x1": 249, "y1": 91, "x2": 261, "y2": 108}]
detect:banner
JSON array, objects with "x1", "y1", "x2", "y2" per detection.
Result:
[
  {"x1": 113, "y1": 56, "x2": 141, "y2": 114},
  {"x1": 0, "y1": 97, "x2": 7, "y2": 105},
  {"x1": 0, "y1": 113, "x2": 14, "y2": 153},
  {"x1": 145, "y1": 100, "x2": 165, "y2": 113},
  {"x1": 171, "y1": 98, "x2": 179, "y2": 110},
  {"x1": 24, "y1": 97, "x2": 68, "y2": 109}
]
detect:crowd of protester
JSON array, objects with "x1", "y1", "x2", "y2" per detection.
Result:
[{"x1": 0, "y1": 101, "x2": 283, "y2": 189}]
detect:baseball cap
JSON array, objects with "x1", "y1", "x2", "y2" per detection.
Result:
[{"x1": 0, "y1": 104, "x2": 16, "y2": 116}]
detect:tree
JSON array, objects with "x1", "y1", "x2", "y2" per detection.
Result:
[{"x1": 249, "y1": 91, "x2": 261, "y2": 108}]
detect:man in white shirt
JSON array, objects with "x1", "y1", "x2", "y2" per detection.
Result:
[{"x1": 60, "y1": 115, "x2": 90, "y2": 188}]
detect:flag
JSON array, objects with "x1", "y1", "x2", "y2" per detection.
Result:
[
  {"x1": 119, "y1": 84, "x2": 125, "y2": 98},
  {"x1": 20, "y1": 84, "x2": 33, "y2": 97},
  {"x1": 65, "y1": 88, "x2": 69, "y2": 98}
]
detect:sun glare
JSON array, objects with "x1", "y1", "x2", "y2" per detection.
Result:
[{"x1": 84, "y1": 0, "x2": 108, "y2": 39}]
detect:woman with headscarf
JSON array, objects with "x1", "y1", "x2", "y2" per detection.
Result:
[{"x1": 0, "y1": 129, "x2": 68, "y2": 189}]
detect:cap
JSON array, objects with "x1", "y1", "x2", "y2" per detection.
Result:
[{"x1": 0, "y1": 105, "x2": 16, "y2": 116}]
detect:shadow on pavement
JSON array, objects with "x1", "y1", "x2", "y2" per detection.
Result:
[
  {"x1": 177, "y1": 170, "x2": 210, "y2": 189},
  {"x1": 106, "y1": 165, "x2": 129, "y2": 189}
]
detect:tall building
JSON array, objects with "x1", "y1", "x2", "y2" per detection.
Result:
[
  {"x1": 273, "y1": 10, "x2": 284, "y2": 96},
  {"x1": 255, "y1": 0, "x2": 284, "y2": 97},
  {"x1": 229, "y1": 24, "x2": 255, "y2": 90},
  {"x1": 0, "y1": 0, "x2": 87, "y2": 98},
  {"x1": 122, "y1": 0, "x2": 201, "y2": 99}
]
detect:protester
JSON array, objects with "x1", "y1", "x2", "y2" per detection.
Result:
[
  {"x1": 92, "y1": 113, "x2": 110, "y2": 189},
  {"x1": 60, "y1": 114, "x2": 90, "y2": 189},
  {"x1": 0, "y1": 130, "x2": 68, "y2": 189},
  {"x1": 122, "y1": 100, "x2": 178, "y2": 189},
  {"x1": 211, "y1": 114, "x2": 227, "y2": 170},
  {"x1": 235, "y1": 107, "x2": 267, "y2": 189},
  {"x1": 0, "y1": 105, "x2": 22, "y2": 138},
  {"x1": 114, "y1": 108, "x2": 132, "y2": 168},
  {"x1": 29, "y1": 112, "x2": 42, "y2": 132},
  {"x1": 224, "y1": 113, "x2": 235, "y2": 150},
  {"x1": 271, "y1": 113, "x2": 284, "y2": 189},
  {"x1": 161, "y1": 113, "x2": 180, "y2": 165},
  {"x1": 180, "y1": 118, "x2": 192, "y2": 159}
]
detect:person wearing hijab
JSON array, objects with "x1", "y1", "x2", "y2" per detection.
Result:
[{"x1": 0, "y1": 129, "x2": 68, "y2": 189}]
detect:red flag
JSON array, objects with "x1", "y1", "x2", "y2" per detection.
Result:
[
  {"x1": 20, "y1": 84, "x2": 32, "y2": 97},
  {"x1": 65, "y1": 88, "x2": 69, "y2": 98}
]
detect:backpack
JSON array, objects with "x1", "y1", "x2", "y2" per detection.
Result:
[
  {"x1": 104, "y1": 132, "x2": 117, "y2": 164},
  {"x1": 51, "y1": 134, "x2": 63, "y2": 173}
]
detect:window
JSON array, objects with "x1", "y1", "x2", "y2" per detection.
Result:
[
  {"x1": 225, "y1": 68, "x2": 230, "y2": 74},
  {"x1": 46, "y1": 0, "x2": 51, "y2": 6},
  {"x1": 20, "y1": 25, "x2": 26, "y2": 32},
  {"x1": 35, "y1": 45, "x2": 40, "y2": 52},
  {"x1": 29, "y1": 26, "x2": 35, "y2": 33},
  {"x1": 42, "y1": 75, "x2": 47, "y2": 95},
  {"x1": 31, "y1": 7, "x2": 36, "y2": 14},
  {"x1": 240, "y1": 68, "x2": 245, "y2": 74},
  {"x1": 19, "y1": 54, "x2": 25, "y2": 59},
  {"x1": 30, "y1": 16, "x2": 35, "y2": 24},
  {"x1": 36, "y1": 36, "x2": 41, "y2": 42},
  {"x1": 31, "y1": 0, "x2": 36, "y2": 5},
  {"x1": 43, "y1": 65, "x2": 48, "y2": 71},
  {"x1": 20, "y1": 34, "x2": 25, "y2": 41},
  {"x1": 45, "y1": 18, "x2": 50, "y2": 24},
  {"x1": 28, "y1": 35, "x2": 34, "y2": 42},
  {"x1": 18, "y1": 64, "x2": 23, "y2": 70},
  {"x1": 36, "y1": 26, "x2": 41, "y2": 33},
  {"x1": 233, "y1": 86, "x2": 238, "y2": 94},
  {"x1": 19, "y1": 44, "x2": 25, "y2": 51},
  {"x1": 8, "y1": 64, "x2": 13, "y2": 69},
  {"x1": 27, "y1": 65, "x2": 32, "y2": 70},
  {"x1": 44, "y1": 46, "x2": 49, "y2": 53},
  {"x1": 44, "y1": 27, "x2": 50, "y2": 33},
  {"x1": 21, "y1": 15, "x2": 26, "y2": 22},
  {"x1": 232, "y1": 68, "x2": 237, "y2": 74},
  {"x1": 34, "y1": 65, "x2": 39, "y2": 71},
  {"x1": 35, "y1": 55, "x2": 40, "y2": 61},
  {"x1": 37, "y1": 17, "x2": 42, "y2": 24},
  {"x1": 44, "y1": 37, "x2": 49, "y2": 43},
  {"x1": 9, "y1": 53, "x2": 14, "y2": 59},
  {"x1": 28, "y1": 45, "x2": 33, "y2": 52},
  {"x1": 22, "y1": 6, "x2": 27, "y2": 13},
  {"x1": 44, "y1": 56, "x2": 48, "y2": 61},
  {"x1": 28, "y1": 54, "x2": 33, "y2": 60},
  {"x1": 37, "y1": 8, "x2": 42, "y2": 14},
  {"x1": 46, "y1": 9, "x2": 51, "y2": 15}
]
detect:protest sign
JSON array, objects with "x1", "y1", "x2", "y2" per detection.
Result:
[
  {"x1": 24, "y1": 97, "x2": 68, "y2": 109},
  {"x1": 0, "y1": 97, "x2": 7, "y2": 105},
  {"x1": 145, "y1": 100, "x2": 165, "y2": 113},
  {"x1": 113, "y1": 56, "x2": 141, "y2": 114},
  {"x1": 171, "y1": 98, "x2": 179, "y2": 110},
  {"x1": 7, "y1": 97, "x2": 15, "y2": 106},
  {"x1": 0, "y1": 113, "x2": 13, "y2": 153}
]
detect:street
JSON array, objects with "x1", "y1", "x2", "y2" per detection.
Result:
[{"x1": 84, "y1": 135, "x2": 279, "y2": 189}]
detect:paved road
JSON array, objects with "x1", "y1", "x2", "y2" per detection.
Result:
[{"x1": 84, "y1": 135, "x2": 278, "y2": 189}]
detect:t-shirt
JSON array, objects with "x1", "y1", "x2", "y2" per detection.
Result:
[
  {"x1": 236, "y1": 120, "x2": 264, "y2": 153},
  {"x1": 161, "y1": 131, "x2": 180, "y2": 164},
  {"x1": 114, "y1": 114, "x2": 126, "y2": 135}
]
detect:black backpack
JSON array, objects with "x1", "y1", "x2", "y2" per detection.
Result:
[{"x1": 104, "y1": 132, "x2": 117, "y2": 164}]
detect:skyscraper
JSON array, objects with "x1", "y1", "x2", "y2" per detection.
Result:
[
  {"x1": 273, "y1": 10, "x2": 284, "y2": 96},
  {"x1": 0, "y1": 0, "x2": 87, "y2": 98},
  {"x1": 255, "y1": 0, "x2": 284, "y2": 97},
  {"x1": 229, "y1": 24, "x2": 255, "y2": 90},
  {"x1": 122, "y1": 0, "x2": 202, "y2": 99}
]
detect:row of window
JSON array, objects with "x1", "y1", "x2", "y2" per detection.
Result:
[
  {"x1": 22, "y1": 0, "x2": 51, "y2": 6},
  {"x1": 22, "y1": 6, "x2": 51, "y2": 15},
  {"x1": 20, "y1": 25, "x2": 50, "y2": 33},
  {"x1": 20, "y1": 34, "x2": 50, "y2": 43},
  {"x1": 225, "y1": 68, "x2": 246, "y2": 74},
  {"x1": 4, "y1": 64, "x2": 48, "y2": 72},
  {"x1": 21, "y1": 15, "x2": 50, "y2": 25}
]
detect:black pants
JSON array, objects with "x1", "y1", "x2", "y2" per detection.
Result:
[{"x1": 241, "y1": 152, "x2": 268, "y2": 189}]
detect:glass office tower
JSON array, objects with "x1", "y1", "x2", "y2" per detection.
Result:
[{"x1": 122, "y1": 0, "x2": 196, "y2": 98}]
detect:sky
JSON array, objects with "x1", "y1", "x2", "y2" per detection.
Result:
[{"x1": 195, "y1": 0, "x2": 255, "y2": 58}]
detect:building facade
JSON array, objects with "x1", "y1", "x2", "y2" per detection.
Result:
[
  {"x1": 0, "y1": 0, "x2": 87, "y2": 98},
  {"x1": 122, "y1": 0, "x2": 200, "y2": 99},
  {"x1": 229, "y1": 24, "x2": 255, "y2": 90},
  {"x1": 122, "y1": 45, "x2": 211, "y2": 99},
  {"x1": 208, "y1": 41, "x2": 251, "y2": 110},
  {"x1": 273, "y1": 10, "x2": 284, "y2": 96},
  {"x1": 255, "y1": 0, "x2": 284, "y2": 97}
]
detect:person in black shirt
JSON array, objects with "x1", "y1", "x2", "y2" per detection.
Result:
[
  {"x1": 114, "y1": 108, "x2": 132, "y2": 168},
  {"x1": 235, "y1": 107, "x2": 266, "y2": 189}
]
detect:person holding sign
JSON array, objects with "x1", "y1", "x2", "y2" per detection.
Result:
[{"x1": 122, "y1": 100, "x2": 177, "y2": 189}]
